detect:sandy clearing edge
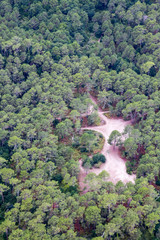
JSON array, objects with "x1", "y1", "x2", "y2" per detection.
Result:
[{"x1": 78, "y1": 95, "x2": 136, "y2": 193}]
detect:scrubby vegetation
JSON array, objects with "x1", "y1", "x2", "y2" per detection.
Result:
[
  {"x1": 82, "y1": 153, "x2": 106, "y2": 169},
  {"x1": 92, "y1": 153, "x2": 106, "y2": 165}
]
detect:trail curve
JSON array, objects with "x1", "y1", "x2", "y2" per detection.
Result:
[{"x1": 79, "y1": 95, "x2": 136, "y2": 192}]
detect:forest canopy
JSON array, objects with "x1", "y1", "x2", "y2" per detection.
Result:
[{"x1": 0, "y1": 0, "x2": 160, "y2": 239}]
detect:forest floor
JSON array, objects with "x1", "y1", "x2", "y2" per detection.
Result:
[{"x1": 79, "y1": 95, "x2": 136, "y2": 193}]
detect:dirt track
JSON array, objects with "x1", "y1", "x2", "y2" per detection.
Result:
[{"x1": 79, "y1": 95, "x2": 136, "y2": 192}]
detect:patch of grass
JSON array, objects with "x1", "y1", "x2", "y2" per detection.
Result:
[
  {"x1": 94, "y1": 162, "x2": 102, "y2": 168},
  {"x1": 104, "y1": 112, "x2": 112, "y2": 119}
]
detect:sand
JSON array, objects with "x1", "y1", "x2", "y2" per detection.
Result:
[{"x1": 78, "y1": 95, "x2": 136, "y2": 192}]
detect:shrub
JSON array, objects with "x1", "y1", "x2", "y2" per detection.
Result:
[
  {"x1": 82, "y1": 154, "x2": 106, "y2": 168},
  {"x1": 82, "y1": 156, "x2": 91, "y2": 167},
  {"x1": 87, "y1": 112, "x2": 100, "y2": 126},
  {"x1": 91, "y1": 154, "x2": 106, "y2": 166}
]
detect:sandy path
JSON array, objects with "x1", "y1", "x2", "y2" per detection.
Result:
[{"x1": 79, "y1": 95, "x2": 136, "y2": 192}]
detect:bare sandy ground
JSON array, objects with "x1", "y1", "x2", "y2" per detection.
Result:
[{"x1": 79, "y1": 95, "x2": 136, "y2": 192}]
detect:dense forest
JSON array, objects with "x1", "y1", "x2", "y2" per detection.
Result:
[{"x1": 0, "y1": 0, "x2": 160, "y2": 239}]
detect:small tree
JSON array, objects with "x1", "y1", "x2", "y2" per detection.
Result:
[
  {"x1": 56, "y1": 119, "x2": 73, "y2": 139},
  {"x1": 0, "y1": 184, "x2": 9, "y2": 203},
  {"x1": 88, "y1": 112, "x2": 100, "y2": 126},
  {"x1": 69, "y1": 110, "x2": 80, "y2": 123},
  {"x1": 85, "y1": 206, "x2": 101, "y2": 226},
  {"x1": 108, "y1": 130, "x2": 121, "y2": 149},
  {"x1": 80, "y1": 132, "x2": 97, "y2": 153},
  {"x1": 83, "y1": 160, "x2": 92, "y2": 174}
]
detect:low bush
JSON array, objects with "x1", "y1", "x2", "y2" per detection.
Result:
[
  {"x1": 91, "y1": 154, "x2": 106, "y2": 166},
  {"x1": 82, "y1": 154, "x2": 106, "y2": 168}
]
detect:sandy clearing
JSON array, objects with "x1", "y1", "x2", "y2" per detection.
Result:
[{"x1": 78, "y1": 95, "x2": 136, "y2": 192}]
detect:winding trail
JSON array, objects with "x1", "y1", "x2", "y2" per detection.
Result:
[{"x1": 79, "y1": 95, "x2": 136, "y2": 192}]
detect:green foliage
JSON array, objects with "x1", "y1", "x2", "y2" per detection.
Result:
[
  {"x1": 82, "y1": 153, "x2": 106, "y2": 168},
  {"x1": 108, "y1": 130, "x2": 121, "y2": 148},
  {"x1": 56, "y1": 119, "x2": 73, "y2": 139},
  {"x1": 85, "y1": 206, "x2": 101, "y2": 225},
  {"x1": 87, "y1": 111, "x2": 100, "y2": 126},
  {"x1": 80, "y1": 130, "x2": 104, "y2": 154},
  {"x1": 80, "y1": 132, "x2": 97, "y2": 153},
  {"x1": 92, "y1": 153, "x2": 106, "y2": 165},
  {"x1": 0, "y1": 0, "x2": 160, "y2": 239}
]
